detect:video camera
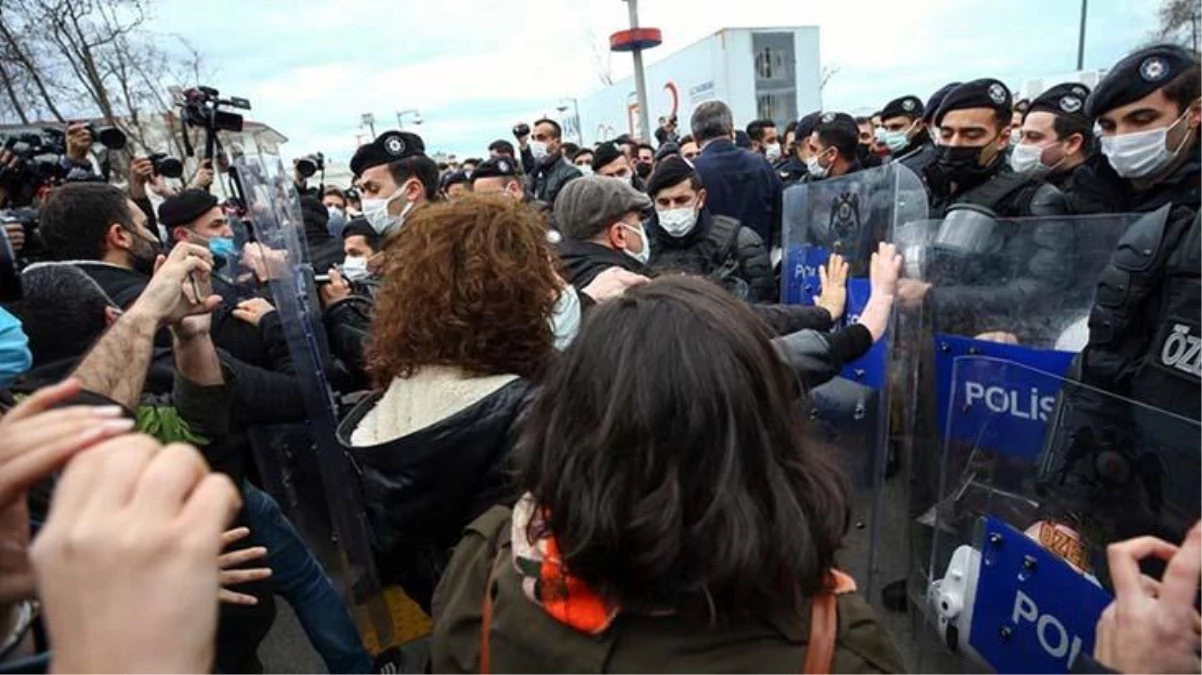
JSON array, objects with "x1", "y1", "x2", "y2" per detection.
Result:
[
  {"x1": 177, "y1": 86, "x2": 251, "y2": 159},
  {"x1": 295, "y1": 152, "x2": 325, "y2": 179},
  {"x1": 0, "y1": 123, "x2": 126, "y2": 206}
]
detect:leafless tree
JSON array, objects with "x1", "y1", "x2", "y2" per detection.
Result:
[
  {"x1": 1153, "y1": 0, "x2": 1201, "y2": 51},
  {"x1": 587, "y1": 26, "x2": 615, "y2": 87},
  {"x1": 0, "y1": 0, "x2": 212, "y2": 171},
  {"x1": 820, "y1": 64, "x2": 840, "y2": 92}
]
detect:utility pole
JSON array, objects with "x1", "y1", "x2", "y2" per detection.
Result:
[
  {"x1": 1076, "y1": 0, "x2": 1088, "y2": 71},
  {"x1": 626, "y1": 0, "x2": 651, "y2": 142},
  {"x1": 360, "y1": 113, "x2": 376, "y2": 138}
]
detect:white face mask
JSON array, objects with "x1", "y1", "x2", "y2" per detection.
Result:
[
  {"x1": 1009, "y1": 141, "x2": 1064, "y2": 176},
  {"x1": 620, "y1": 221, "x2": 651, "y2": 265},
  {"x1": 548, "y1": 284, "x2": 582, "y2": 351},
  {"x1": 806, "y1": 150, "x2": 831, "y2": 180},
  {"x1": 1100, "y1": 109, "x2": 1194, "y2": 179},
  {"x1": 576, "y1": 164, "x2": 594, "y2": 176},
  {"x1": 656, "y1": 206, "x2": 699, "y2": 238},
  {"x1": 361, "y1": 184, "x2": 414, "y2": 236},
  {"x1": 764, "y1": 142, "x2": 782, "y2": 162},
  {"x1": 529, "y1": 140, "x2": 549, "y2": 161},
  {"x1": 341, "y1": 255, "x2": 370, "y2": 282}
]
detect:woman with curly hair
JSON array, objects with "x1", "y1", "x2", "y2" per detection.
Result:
[
  {"x1": 337, "y1": 194, "x2": 570, "y2": 610},
  {"x1": 431, "y1": 264, "x2": 906, "y2": 673}
]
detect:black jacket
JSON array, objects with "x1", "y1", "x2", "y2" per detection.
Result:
[
  {"x1": 75, "y1": 263, "x2": 307, "y2": 426},
  {"x1": 775, "y1": 155, "x2": 807, "y2": 188},
  {"x1": 337, "y1": 378, "x2": 537, "y2": 611},
  {"x1": 648, "y1": 209, "x2": 775, "y2": 302},
  {"x1": 1047, "y1": 155, "x2": 1113, "y2": 215},
  {"x1": 693, "y1": 139, "x2": 784, "y2": 248},
  {"x1": 556, "y1": 237, "x2": 843, "y2": 338},
  {"x1": 1083, "y1": 140, "x2": 1200, "y2": 217},
  {"x1": 524, "y1": 154, "x2": 582, "y2": 206}
]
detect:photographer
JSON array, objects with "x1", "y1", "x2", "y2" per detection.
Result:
[{"x1": 655, "y1": 114, "x2": 681, "y2": 147}]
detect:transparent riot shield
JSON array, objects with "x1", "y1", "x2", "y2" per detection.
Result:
[
  {"x1": 230, "y1": 150, "x2": 394, "y2": 647},
  {"x1": 892, "y1": 212, "x2": 1147, "y2": 671},
  {"x1": 780, "y1": 164, "x2": 928, "y2": 601},
  {"x1": 918, "y1": 358, "x2": 1200, "y2": 673}
]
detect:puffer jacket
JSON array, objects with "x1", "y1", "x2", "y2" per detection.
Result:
[
  {"x1": 432, "y1": 506, "x2": 905, "y2": 673},
  {"x1": 337, "y1": 368, "x2": 537, "y2": 611},
  {"x1": 649, "y1": 209, "x2": 775, "y2": 302}
]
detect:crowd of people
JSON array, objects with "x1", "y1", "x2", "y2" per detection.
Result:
[{"x1": 0, "y1": 38, "x2": 1194, "y2": 674}]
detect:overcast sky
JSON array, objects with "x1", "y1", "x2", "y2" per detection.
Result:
[{"x1": 146, "y1": 0, "x2": 1167, "y2": 164}]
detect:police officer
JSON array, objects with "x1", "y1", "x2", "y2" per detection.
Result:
[
  {"x1": 877, "y1": 95, "x2": 934, "y2": 177},
  {"x1": 592, "y1": 142, "x2": 645, "y2": 191},
  {"x1": 924, "y1": 78, "x2": 1068, "y2": 218},
  {"x1": 468, "y1": 156, "x2": 525, "y2": 201},
  {"x1": 1075, "y1": 44, "x2": 1200, "y2": 418},
  {"x1": 776, "y1": 111, "x2": 820, "y2": 186},
  {"x1": 1011, "y1": 82, "x2": 1108, "y2": 214},
  {"x1": 803, "y1": 112, "x2": 863, "y2": 181},
  {"x1": 1040, "y1": 45, "x2": 1201, "y2": 553},
  {"x1": 348, "y1": 130, "x2": 439, "y2": 239}
]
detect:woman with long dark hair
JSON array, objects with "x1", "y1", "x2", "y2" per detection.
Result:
[{"x1": 432, "y1": 247, "x2": 906, "y2": 673}]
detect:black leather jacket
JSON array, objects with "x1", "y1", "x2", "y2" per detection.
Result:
[{"x1": 337, "y1": 378, "x2": 536, "y2": 610}]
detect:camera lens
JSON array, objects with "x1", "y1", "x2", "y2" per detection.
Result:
[
  {"x1": 155, "y1": 156, "x2": 184, "y2": 179},
  {"x1": 296, "y1": 158, "x2": 317, "y2": 178}
]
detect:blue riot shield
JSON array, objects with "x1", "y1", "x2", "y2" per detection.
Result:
[
  {"x1": 892, "y1": 211, "x2": 1200, "y2": 672},
  {"x1": 231, "y1": 149, "x2": 395, "y2": 646},
  {"x1": 919, "y1": 360, "x2": 1200, "y2": 673},
  {"x1": 780, "y1": 164, "x2": 928, "y2": 602}
]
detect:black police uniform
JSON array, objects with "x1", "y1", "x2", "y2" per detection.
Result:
[
  {"x1": 1016, "y1": 82, "x2": 1111, "y2": 215},
  {"x1": 1041, "y1": 44, "x2": 1202, "y2": 550},
  {"x1": 880, "y1": 94, "x2": 937, "y2": 179}
]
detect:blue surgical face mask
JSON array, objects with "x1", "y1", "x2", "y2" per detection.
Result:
[
  {"x1": 208, "y1": 237, "x2": 236, "y2": 259},
  {"x1": 0, "y1": 308, "x2": 31, "y2": 387}
]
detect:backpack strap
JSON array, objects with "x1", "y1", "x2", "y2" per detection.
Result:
[
  {"x1": 802, "y1": 569, "x2": 857, "y2": 674},
  {"x1": 707, "y1": 215, "x2": 743, "y2": 279},
  {"x1": 479, "y1": 547, "x2": 506, "y2": 675}
]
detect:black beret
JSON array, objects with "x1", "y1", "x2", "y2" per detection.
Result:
[
  {"x1": 158, "y1": 188, "x2": 218, "y2": 228},
  {"x1": 924, "y1": 82, "x2": 962, "y2": 124},
  {"x1": 488, "y1": 139, "x2": 515, "y2": 155},
  {"x1": 592, "y1": 142, "x2": 623, "y2": 171},
  {"x1": 654, "y1": 142, "x2": 680, "y2": 162},
  {"x1": 341, "y1": 218, "x2": 380, "y2": 248},
  {"x1": 796, "y1": 111, "x2": 823, "y2": 140},
  {"x1": 470, "y1": 157, "x2": 519, "y2": 182},
  {"x1": 440, "y1": 170, "x2": 470, "y2": 190},
  {"x1": 880, "y1": 95, "x2": 924, "y2": 121},
  {"x1": 1029, "y1": 82, "x2": 1091, "y2": 120},
  {"x1": 1085, "y1": 44, "x2": 1199, "y2": 119},
  {"x1": 350, "y1": 130, "x2": 427, "y2": 177},
  {"x1": 814, "y1": 112, "x2": 860, "y2": 141},
  {"x1": 934, "y1": 78, "x2": 1012, "y2": 126},
  {"x1": 646, "y1": 155, "x2": 698, "y2": 197}
]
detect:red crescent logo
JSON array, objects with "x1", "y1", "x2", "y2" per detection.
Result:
[{"x1": 664, "y1": 81, "x2": 679, "y2": 117}]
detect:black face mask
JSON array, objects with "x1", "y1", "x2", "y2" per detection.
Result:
[
  {"x1": 635, "y1": 162, "x2": 653, "y2": 179},
  {"x1": 934, "y1": 143, "x2": 1002, "y2": 187},
  {"x1": 127, "y1": 229, "x2": 163, "y2": 277}
]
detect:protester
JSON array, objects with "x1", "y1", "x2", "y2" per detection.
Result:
[
  {"x1": 322, "y1": 186, "x2": 350, "y2": 237},
  {"x1": 336, "y1": 194, "x2": 637, "y2": 611},
  {"x1": 635, "y1": 143, "x2": 655, "y2": 179},
  {"x1": 679, "y1": 134, "x2": 700, "y2": 161},
  {"x1": 521, "y1": 118, "x2": 582, "y2": 206},
  {"x1": 690, "y1": 101, "x2": 784, "y2": 248},
  {"x1": 431, "y1": 272, "x2": 906, "y2": 673},
  {"x1": 645, "y1": 156, "x2": 774, "y2": 302},
  {"x1": 571, "y1": 147, "x2": 595, "y2": 174}
]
